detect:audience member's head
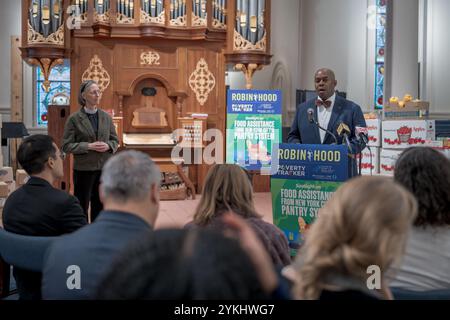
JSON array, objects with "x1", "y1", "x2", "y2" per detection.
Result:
[
  {"x1": 17, "y1": 134, "x2": 64, "y2": 179},
  {"x1": 394, "y1": 147, "x2": 450, "y2": 227},
  {"x1": 193, "y1": 164, "x2": 259, "y2": 226},
  {"x1": 78, "y1": 80, "x2": 99, "y2": 107},
  {"x1": 96, "y1": 228, "x2": 269, "y2": 300},
  {"x1": 100, "y1": 150, "x2": 160, "y2": 225},
  {"x1": 294, "y1": 176, "x2": 417, "y2": 300}
]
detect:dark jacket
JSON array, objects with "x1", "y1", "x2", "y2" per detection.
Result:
[
  {"x1": 2, "y1": 177, "x2": 87, "y2": 300},
  {"x1": 287, "y1": 95, "x2": 367, "y2": 178},
  {"x1": 62, "y1": 108, "x2": 119, "y2": 171},
  {"x1": 41, "y1": 210, "x2": 152, "y2": 300}
]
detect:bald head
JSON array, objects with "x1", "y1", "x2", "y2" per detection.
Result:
[
  {"x1": 315, "y1": 68, "x2": 336, "y2": 81},
  {"x1": 314, "y1": 68, "x2": 337, "y2": 100}
]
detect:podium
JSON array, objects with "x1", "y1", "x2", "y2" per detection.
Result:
[{"x1": 270, "y1": 144, "x2": 349, "y2": 257}]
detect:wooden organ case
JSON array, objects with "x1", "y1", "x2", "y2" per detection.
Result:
[{"x1": 20, "y1": 0, "x2": 272, "y2": 196}]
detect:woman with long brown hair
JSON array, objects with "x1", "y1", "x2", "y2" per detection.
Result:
[{"x1": 186, "y1": 164, "x2": 290, "y2": 268}]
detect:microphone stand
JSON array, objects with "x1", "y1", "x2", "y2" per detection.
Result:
[
  {"x1": 342, "y1": 132, "x2": 355, "y2": 178},
  {"x1": 310, "y1": 119, "x2": 338, "y2": 145},
  {"x1": 358, "y1": 147, "x2": 363, "y2": 176}
]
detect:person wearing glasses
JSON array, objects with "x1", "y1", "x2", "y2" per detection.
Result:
[
  {"x1": 2, "y1": 134, "x2": 87, "y2": 300},
  {"x1": 62, "y1": 80, "x2": 119, "y2": 222}
]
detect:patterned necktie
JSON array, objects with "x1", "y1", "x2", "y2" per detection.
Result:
[{"x1": 316, "y1": 99, "x2": 332, "y2": 108}]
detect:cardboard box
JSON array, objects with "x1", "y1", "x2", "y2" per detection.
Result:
[
  {"x1": 384, "y1": 101, "x2": 429, "y2": 120},
  {"x1": 366, "y1": 119, "x2": 381, "y2": 147},
  {"x1": 6, "y1": 181, "x2": 16, "y2": 196},
  {"x1": 382, "y1": 120, "x2": 435, "y2": 149},
  {"x1": 356, "y1": 147, "x2": 380, "y2": 175},
  {"x1": 0, "y1": 182, "x2": 8, "y2": 197},
  {"x1": 0, "y1": 167, "x2": 13, "y2": 183},
  {"x1": 16, "y1": 169, "x2": 29, "y2": 185},
  {"x1": 437, "y1": 137, "x2": 450, "y2": 148},
  {"x1": 380, "y1": 149, "x2": 403, "y2": 176}
]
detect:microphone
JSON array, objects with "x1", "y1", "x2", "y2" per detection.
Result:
[
  {"x1": 337, "y1": 122, "x2": 351, "y2": 137},
  {"x1": 355, "y1": 126, "x2": 369, "y2": 145},
  {"x1": 307, "y1": 108, "x2": 338, "y2": 144},
  {"x1": 355, "y1": 126, "x2": 370, "y2": 176},
  {"x1": 337, "y1": 121, "x2": 353, "y2": 154}
]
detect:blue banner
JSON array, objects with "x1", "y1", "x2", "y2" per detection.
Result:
[
  {"x1": 227, "y1": 90, "x2": 282, "y2": 114},
  {"x1": 226, "y1": 90, "x2": 282, "y2": 171},
  {"x1": 271, "y1": 144, "x2": 348, "y2": 182}
]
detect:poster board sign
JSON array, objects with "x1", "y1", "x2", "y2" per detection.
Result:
[
  {"x1": 226, "y1": 90, "x2": 282, "y2": 171},
  {"x1": 271, "y1": 143, "x2": 348, "y2": 256}
]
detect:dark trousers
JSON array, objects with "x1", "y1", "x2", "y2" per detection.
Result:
[{"x1": 73, "y1": 170, "x2": 103, "y2": 222}]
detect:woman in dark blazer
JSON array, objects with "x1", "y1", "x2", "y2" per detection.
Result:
[{"x1": 62, "y1": 80, "x2": 119, "y2": 222}]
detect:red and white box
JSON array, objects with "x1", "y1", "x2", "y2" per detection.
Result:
[
  {"x1": 382, "y1": 120, "x2": 435, "y2": 149},
  {"x1": 356, "y1": 147, "x2": 380, "y2": 175},
  {"x1": 380, "y1": 149, "x2": 403, "y2": 176},
  {"x1": 365, "y1": 119, "x2": 381, "y2": 147}
]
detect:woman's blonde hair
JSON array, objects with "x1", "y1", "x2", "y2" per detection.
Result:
[
  {"x1": 193, "y1": 164, "x2": 260, "y2": 225},
  {"x1": 294, "y1": 176, "x2": 417, "y2": 299}
]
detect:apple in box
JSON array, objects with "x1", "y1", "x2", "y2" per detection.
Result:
[
  {"x1": 380, "y1": 149, "x2": 403, "y2": 175},
  {"x1": 365, "y1": 119, "x2": 381, "y2": 147},
  {"x1": 382, "y1": 120, "x2": 435, "y2": 149},
  {"x1": 355, "y1": 147, "x2": 380, "y2": 175}
]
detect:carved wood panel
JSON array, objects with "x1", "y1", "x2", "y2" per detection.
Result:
[
  {"x1": 70, "y1": 38, "x2": 226, "y2": 193},
  {"x1": 122, "y1": 78, "x2": 176, "y2": 133},
  {"x1": 71, "y1": 42, "x2": 114, "y2": 113}
]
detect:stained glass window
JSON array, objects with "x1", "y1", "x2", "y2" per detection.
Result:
[
  {"x1": 374, "y1": 0, "x2": 387, "y2": 109},
  {"x1": 35, "y1": 60, "x2": 71, "y2": 127}
]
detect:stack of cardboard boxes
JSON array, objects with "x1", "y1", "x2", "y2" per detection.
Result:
[
  {"x1": 0, "y1": 168, "x2": 12, "y2": 227},
  {"x1": 360, "y1": 116, "x2": 381, "y2": 175},
  {"x1": 380, "y1": 119, "x2": 436, "y2": 175},
  {"x1": 0, "y1": 168, "x2": 29, "y2": 227},
  {"x1": 361, "y1": 98, "x2": 450, "y2": 176}
]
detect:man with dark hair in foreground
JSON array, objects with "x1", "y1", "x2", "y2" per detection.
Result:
[{"x1": 2, "y1": 134, "x2": 87, "y2": 300}]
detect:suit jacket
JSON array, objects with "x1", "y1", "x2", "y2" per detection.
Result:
[
  {"x1": 2, "y1": 177, "x2": 87, "y2": 300},
  {"x1": 62, "y1": 108, "x2": 119, "y2": 171},
  {"x1": 42, "y1": 210, "x2": 152, "y2": 300},
  {"x1": 287, "y1": 95, "x2": 367, "y2": 177}
]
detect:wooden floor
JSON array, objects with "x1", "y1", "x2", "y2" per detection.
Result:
[{"x1": 155, "y1": 193, "x2": 274, "y2": 229}]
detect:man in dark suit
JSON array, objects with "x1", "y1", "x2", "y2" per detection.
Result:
[
  {"x1": 287, "y1": 68, "x2": 367, "y2": 177},
  {"x1": 41, "y1": 150, "x2": 161, "y2": 299},
  {"x1": 2, "y1": 134, "x2": 87, "y2": 300}
]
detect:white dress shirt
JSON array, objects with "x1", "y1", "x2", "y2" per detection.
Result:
[{"x1": 317, "y1": 93, "x2": 336, "y2": 143}]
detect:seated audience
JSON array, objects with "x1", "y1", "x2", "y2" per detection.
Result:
[
  {"x1": 293, "y1": 176, "x2": 417, "y2": 300},
  {"x1": 2, "y1": 134, "x2": 87, "y2": 300},
  {"x1": 186, "y1": 164, "x2": 290, "y2": 268},
  {"x1": 97, "y1": 214, "x2": 283, "y2": 300},
  {"x1": 390, "y1": 147, "x2": 450, "y2": 291},
  {"x1": 41, "y1": 150, "x2": 160, "y2": 299}
]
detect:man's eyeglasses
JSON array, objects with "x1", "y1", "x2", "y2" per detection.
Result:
[{"x1": 52, "y1": 152, "x2": 66, "y2": 161}]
